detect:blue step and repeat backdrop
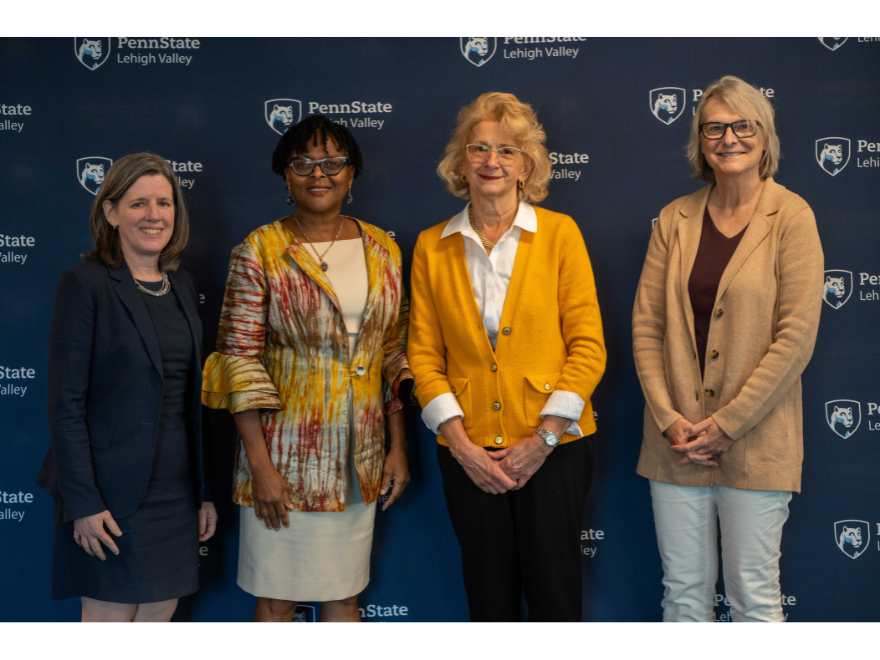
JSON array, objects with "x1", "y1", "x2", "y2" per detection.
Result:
[{"x1": 1, "y1": 37, "x2": 878, "y2": 622}]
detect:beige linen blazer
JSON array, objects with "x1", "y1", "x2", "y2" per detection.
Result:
[{"x1": 633, "y1": 178, "x2": 824, "y2": 492}]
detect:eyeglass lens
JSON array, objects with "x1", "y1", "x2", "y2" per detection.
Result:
[{"x1": 289, "y1": 158, "x2": 347, "y2": 175}]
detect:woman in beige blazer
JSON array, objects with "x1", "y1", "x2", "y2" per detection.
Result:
[{"x1": 632, "y1": 76, "x2": 824, "y2": 622}]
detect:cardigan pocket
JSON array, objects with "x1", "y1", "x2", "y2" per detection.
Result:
[
  {"x1": 523, "y1": 372, "x2": 562, "y2": 428},
  {"x1": 448, "y1": 376, "x2": 474, "y2": 429}
]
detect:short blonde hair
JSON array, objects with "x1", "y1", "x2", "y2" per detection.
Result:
[
  {"x1": 687, "y1": 75, "x2": 780, "y2": 183},
  {"x1": 437, "y1": 92, "x2": 551, "y2": 204},
  {"x1": 83, "y1": 152, "x2": 190, "y2": 272}
]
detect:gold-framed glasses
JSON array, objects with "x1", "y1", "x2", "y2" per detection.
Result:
[
  {"x1": 700, "y1": 120, "x2": 760, "y2": 140},
  {"x1": 465, "y1": 144, "x2": 523, "y2": 165}
]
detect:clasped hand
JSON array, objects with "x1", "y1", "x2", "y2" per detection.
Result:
[
  {"x1": 665, "y1": 417, "x2": 733, "y2": 467},
  {"x1": 450, "y1": 435, "x2": 551, "y2": 494}
]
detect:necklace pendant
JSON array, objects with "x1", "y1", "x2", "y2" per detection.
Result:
[{"x1": 320, "y1": 262, "x2": 329, "y2": 272}]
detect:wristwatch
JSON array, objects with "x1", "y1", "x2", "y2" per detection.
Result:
[{"x1": 536, "y1": 427, "x2": 559, "y2": 448}]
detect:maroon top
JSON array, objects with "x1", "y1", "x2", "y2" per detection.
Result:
[{"x1": 688, "y1": 207, "x2": 747, "y2": 376}]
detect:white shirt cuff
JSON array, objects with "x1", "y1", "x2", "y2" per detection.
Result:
[
  {"x1": 421, "y1": 392, "x2": 465, "y2": 435},
  {"x1": 540, "y1": 389, "x2": 585, "y2": 437}
]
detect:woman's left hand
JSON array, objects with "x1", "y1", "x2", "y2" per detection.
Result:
[
  {"x1": 670, "y1": 417, "x2": 734, "y2": 467},
  {"x1": 380, "y1": 449, "x2": 410, "y2": 511},
  {"x1": 491, "y1": 436, "x2": 554, "y2": 490},
  {"x1": 199, "y1": 502, "x2": 218, "y2": 541}
]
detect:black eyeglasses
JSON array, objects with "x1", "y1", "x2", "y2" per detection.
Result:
[
  {"x1": 287, "y1": 156, "x2": 349, "y2": 176},
  {"x1": 700, "y1": 120, "x2": 761, "y2": 140}
]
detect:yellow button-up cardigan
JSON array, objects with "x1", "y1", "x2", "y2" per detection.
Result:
[
  {"x1": 202, "y1": 219, "x2": 410, "y2": 511},
  {"x1": 408, "y1": 206, "x2": 606, "y2": 447}
]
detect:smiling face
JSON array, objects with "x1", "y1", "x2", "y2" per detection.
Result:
[
  {"x1": 103, "y1": 174, "x2": 175, "y2": 267},
  {"x1": 459, "y1": 120, "x2": 532, "y2": 205},
  {"x1": 284, "y1": 133, "x2": 354, "y2": 215},
  {"x1": 700, "y1": 98, "x2": 768, "y2": 181}
]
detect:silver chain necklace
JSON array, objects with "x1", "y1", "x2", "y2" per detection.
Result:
[{"x1": 134, "y1": 272, "x2": 170, "y2": 297}]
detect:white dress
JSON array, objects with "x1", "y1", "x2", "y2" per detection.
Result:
[{"x1": 237, "y1": 237, "x2": 375, "y2": 602}]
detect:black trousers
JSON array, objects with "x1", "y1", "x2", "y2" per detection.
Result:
[{"x1": 437, "y1": 437, "x2": 595, "y2": 622}]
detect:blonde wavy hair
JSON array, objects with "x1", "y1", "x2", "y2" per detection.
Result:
[
  {"x1": 688, "y1": 75, "x2": 780, "y2": 183},
  {"x1": 437, "y1": 92, "x2": 551, "y2": 204}
]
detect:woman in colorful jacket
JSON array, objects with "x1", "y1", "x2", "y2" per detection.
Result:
[
  {"x1": 203, "y1": 116, "x2": 412, "y2": 622},
  {"x1": 632, "y1": 76, "x2": 824, "y2": 622},
  {"x1": 408, "y1": 92, "x2": 606, "y2": 621}
]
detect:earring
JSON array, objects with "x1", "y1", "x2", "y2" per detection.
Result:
[
  {"x1": 286, "y1": 192, "x2": 294, "y2": 206},
  {"x1": 518, "y1": 179, "x2": 525, "y2": 189},
  {"x1": 460, "y1": 174, "x2": 468, "y2": 183},
  {"x1": 347, "y1": 186, "x2": 353, "y2": 204}
]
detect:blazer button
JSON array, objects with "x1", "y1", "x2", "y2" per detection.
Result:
[
  {"x1": 494, "y1": 436, "x2": 504, "y2": 445},
  {"x1": 710, "y1": 350, "x2": 719, "y2": 360},
  {"x1": 493, "y1": 402, "x2": 501, "y2": 411},
  {"x1": 713, "y1": 308, "x2": 723, "y2": 319},
  {"x1": 502, "y1": 327, "x2": 512, "y2": 335},
  {"x1": 704, "y1": 389, "x2": 715, "y2": 398},
  {"x1": 355, "y1": 366, "x2": 366, "y2": 376},
  {"x1": 544, "y1": 383, "x2": 551, "y2": 391},
  {"x1": 491, "y1": 363, "x2": 498, "y2": 372}
]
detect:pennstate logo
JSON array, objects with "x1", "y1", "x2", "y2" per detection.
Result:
[
  {"x1": 292, "y1": 604, "x2": 316, "y2": 622},
  {"x1": 826, "y1": 399, "x2": 862, "y2": 439},
  {"x1": 265, "y1": 99, "x2": 302, "y2": 135},
  {"x1": 74, "y1": 38, "x2": 111, "y2": 70},
  {"x1": 819, "y1": 38, "x2": 849, "y2": 51},
  {"x1": 834, "y1": 520, "x2": 869, "y2": 559},
  {"x1": 649, "y1": 88, "x2": 686, "y2": 125},
  {"x1": 823, "y1": 270, "x2": 853, "y2": 309},
  {"x1": 460, "y1": 37, "x2": 496, "y2": 67},
  {"x1": 77, "y1": 157, "x2": 113, "y2": 195},
  {"x1": 816, "y1": 137, "x2": 851, "y2": 176}
]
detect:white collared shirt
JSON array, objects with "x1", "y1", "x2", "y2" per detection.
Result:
[{"x1": 420, "y1": 201, "x2": 584, "y2": 436}]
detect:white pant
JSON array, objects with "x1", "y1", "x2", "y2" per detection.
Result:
[{"x1": 649, "y1": 480, "x2": 792, "y2": 622}]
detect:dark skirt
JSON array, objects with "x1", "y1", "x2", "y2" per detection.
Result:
[{"x1": 51, "y1": 476, "x2": 199, "y2": 604}]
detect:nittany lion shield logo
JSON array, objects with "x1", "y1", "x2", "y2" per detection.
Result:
[
  {"x1": 74, "y1": 38, "x2": 111, "y2": 70},
  {"x1": 823, "y1": 270, "x2": 853, "y2": 309},
  {"x1": 834, "y1": 520, "x2": 869, "y2": 559},
  {"x1": 460, "y1": 37, "x2": 497, "y2": 67},
  {"x1": 292, "y1": 604, "x2": 316, "y2": 622},
  {"x1": 76, "y1": 157, "x2": 113, "y2": 195},
  {"x1": 826, "y1": 400, "x2": 862, "y2": 439},
  {"x1": 649, "y1": 88, "x2": 686, "y2": 125},
  {"x1": 816, "y1": 137, "x2": 851, "y2": 176},
  {"x1": 819, "y1": 38, "x2": 849, "y2": 51},
  {"x1": 265, "y1": 99, "x2": 302, "y2": 135}
]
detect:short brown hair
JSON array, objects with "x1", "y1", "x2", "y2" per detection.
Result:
[
  {"x1": 83, "y1": 152, "x2": 190, "y2": 271},
  {"x1": 687, "y1": 75, "x2": 780, "y2": 183},
  {"x1": 437, "y1": 92, "x2": 551, "y2": 204}
]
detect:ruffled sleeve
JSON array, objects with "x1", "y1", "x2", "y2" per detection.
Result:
[{"x1": 201, "y1": 240, "x2": 282, "y2": 414}]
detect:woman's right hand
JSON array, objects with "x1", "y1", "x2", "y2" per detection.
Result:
[
  {"x1": 664, "y1": 418, "x2": 713, "y2": 466},
  {"x1": 73, "y1": 510, "x2": 122, "y2": 560},
  {"x1": 440, "y1": 417, "x2": 517, "y2": 494},
  {"x1": 251, "y1": 464, "x2": 294, "y2": 530}
]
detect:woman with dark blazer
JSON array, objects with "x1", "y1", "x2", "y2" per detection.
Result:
[
  {"x1": 36, "y1": 152, "x2": 217, "y2": 622},
  {"x1": 632, "y1": 76, "x2": 824, "y2": 621}
]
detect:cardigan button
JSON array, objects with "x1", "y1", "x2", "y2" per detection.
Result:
[
  {"x1": 710, "y1": 350, "x2": 719, "y2": 360},
  {"x1": 704, "y1": 389, "x2": 715, "y2": 398},
  {"x1": 493, "y1": 402, "x2": 501, "y2": 411},
  {"x1": 491, "y1": 363, "x2": 498, "y2": 372},
  {"x1": 502, "y1": 327, "x2": 512, "y2": 335},
  {"x1": 494, "y1": 436, "x2": 504, "y2": 445},
  {"x1": 544, "y1": 384, "x2": 551, "y2": 391},
  {"x1": 713, "y1": 308, "x2": 723, "y2": 319},
  {"x1": 451, "y1": 386, "x2": 456, "y2": 393}
]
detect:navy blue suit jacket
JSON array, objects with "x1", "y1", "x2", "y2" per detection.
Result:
[{"x1": 36, "y1": 260, "x2": 212, "y2": 522}]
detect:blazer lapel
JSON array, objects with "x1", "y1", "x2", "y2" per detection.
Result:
[
  {"x1": 358, "y1": 222, "x2": 388, "y2": 330},
  {"x1": 169, "y1": 271, "x2": 202, "y2": 362},
  {"x1": 109, "y1": 263, "x2": 164, "y2": 379},
  {"x1": 677, "y1": 186, "x2": 712, "y2": 355},
  {"x1": 494, "y1": 228, "x2": 533, "y2": 363},
  {"x1": 714, "y1": 179, "x2": 780, "y2": 303},
  {"x1": 281, "y1": 222, "x2": 343, "y2": 316}
]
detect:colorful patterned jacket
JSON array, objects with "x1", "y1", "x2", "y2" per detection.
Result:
[{"x1": 202, "y1": 218, "x2": 410, "y2": 511}]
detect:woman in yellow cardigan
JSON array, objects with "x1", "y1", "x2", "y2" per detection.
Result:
[{"x1": 408, "y1": 92, "x2": 606, "y2": 621}]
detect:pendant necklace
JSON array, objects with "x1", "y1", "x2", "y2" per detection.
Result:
[{"x1": 293, "y1": 214, "x2": 345, "y2": 272}]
